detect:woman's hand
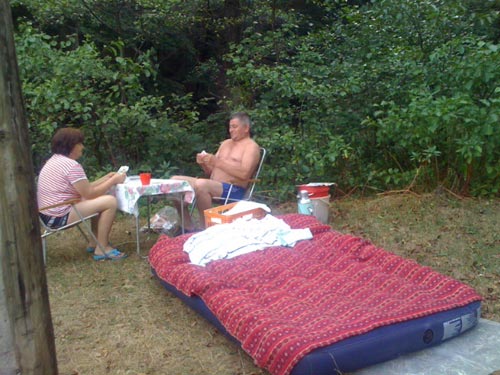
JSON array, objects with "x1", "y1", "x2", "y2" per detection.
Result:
[
  {"x1": 109, "y1": 172, "x2": 126, "y2": 184},
  {"x1": 76, "y1": 171, "x2": 125, "y2": 199},
  {"x1": 98, "y1": 172, "x2": 126, "y2": 185}
]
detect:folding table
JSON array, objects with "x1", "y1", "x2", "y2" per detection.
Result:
[{"x1": 112, "y1": 177, "x2": 195, "y2": 255}]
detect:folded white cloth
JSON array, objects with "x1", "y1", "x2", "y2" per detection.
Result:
[
  {"x1": 222, "y1": 201, "x2": 271, "y2": 215},
  {"x1": 183, "y1": 215, "x2": 312, "y2": 266}
]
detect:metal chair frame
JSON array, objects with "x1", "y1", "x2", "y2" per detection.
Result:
[{"x1": 39, "y1": 199, "x2": 105, "y2": 264}]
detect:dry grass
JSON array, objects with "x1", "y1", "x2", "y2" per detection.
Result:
[
  {"x1": 44, "y1": 194, "x2": 500, "y2": 374},
  {"x1": 45, "y1": 217, "x2": 266, "y2": 375},
  {"x1": 331, "y1": 193, "x2": 500, "y2": 321}
]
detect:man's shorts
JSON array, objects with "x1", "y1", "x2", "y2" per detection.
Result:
[
  {"x1": 39, "y1": 212, "x2": 70, "y2": 229},
  {"x1": 221, "y1": 183, "x2": 246, "y2": 201}
]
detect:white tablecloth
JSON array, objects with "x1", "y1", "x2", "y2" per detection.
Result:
[{"x1": 112, "y1": 177, "x2": 194, "y2": 216}]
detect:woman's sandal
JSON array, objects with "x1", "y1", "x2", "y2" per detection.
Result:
[{"x1": 93, "y1": 249, "x2": 128, "y2": 261}]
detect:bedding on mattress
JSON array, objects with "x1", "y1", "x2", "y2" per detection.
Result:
[{"x1": 149, "y1": 214, "x2": 482, "y2": 375}]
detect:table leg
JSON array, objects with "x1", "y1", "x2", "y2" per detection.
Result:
[
  {"x1": 181, "y1": 192, "x2": 185, "y2": 235},
  {"x1": 147, "y1": 196, "x2": 151, "y2": 229},
  {"x1": 136, "y1": 196, "x2": 152, "y2": 257},
  {"x1": 136, "y1": 214, "x2": 140, "y2": 255},
  {"x1": 134, "y1": 192, "x2": 189, "y2": 256}
]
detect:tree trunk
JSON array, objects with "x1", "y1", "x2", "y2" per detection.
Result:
[{"x1": 0, "y1": 0, "x2": 58, "y2": 374}]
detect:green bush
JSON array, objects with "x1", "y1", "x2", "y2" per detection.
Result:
[{"x1": 15, "y1": 22, "x2": 199, "y2": 177}]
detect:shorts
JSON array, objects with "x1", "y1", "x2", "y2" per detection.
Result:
[
  {"x1": 39, "y1": 212, "x2": 69, "y2": 229},
  {"x1": 221, "y1": 183, "x2": 246, "y2": 201}
]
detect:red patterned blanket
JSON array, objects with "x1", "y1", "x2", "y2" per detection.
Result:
[{"x1": 149, "y1": 214, "x2": 482, "y2": 375}]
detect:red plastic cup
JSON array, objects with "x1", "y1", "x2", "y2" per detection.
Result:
[{"x1": 139, "y1": 173, "x2": 151, "y2": 185}]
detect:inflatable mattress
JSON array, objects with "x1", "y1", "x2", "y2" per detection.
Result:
[{"x1": 148, "y1": 214, "x2": 482, "y2": 375}]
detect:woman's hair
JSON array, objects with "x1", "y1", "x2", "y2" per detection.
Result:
[{"x1": 51, "y1": 127, "x2": 84, "y2": 156}]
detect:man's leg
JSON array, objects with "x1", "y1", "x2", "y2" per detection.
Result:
[
  {"x1": 172, "y1": 175, "x2": 224, "y2": 230},
  {"x1": 171, "y1": 175, "x2": 203, "y2": 230},
  {"x1": 192, "y1": 179, "x2": 223, "y2": 228}
]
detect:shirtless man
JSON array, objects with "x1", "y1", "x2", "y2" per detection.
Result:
[{"x1": 173, "y1": 112, "x2": 261, "y2": 230}]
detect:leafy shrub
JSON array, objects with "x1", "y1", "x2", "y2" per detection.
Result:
[{"x1": 15, "y1": 22, "x2": 199, "y2": 177}]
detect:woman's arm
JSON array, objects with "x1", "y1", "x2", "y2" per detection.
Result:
[
  {"x1": 74, "y1": 172, "x2": 125, "y2": 199},
  {"x1": 91, "y1": 172, "x2": 118, "y2": 187}
]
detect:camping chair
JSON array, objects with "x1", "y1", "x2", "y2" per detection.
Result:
[
  {"x1": 39, "y1": 199, "x2": 104, "y2": 264},
  {"x1": 189, "y1": 147, "x2": 267, "y2": 215}
]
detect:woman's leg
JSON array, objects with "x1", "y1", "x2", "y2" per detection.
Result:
[{"x1": 68, "y1": 195, "x2": 118, "y2": 254}]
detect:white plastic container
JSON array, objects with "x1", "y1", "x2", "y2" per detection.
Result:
[{"x1": 310, "y1": 194, "x2": 331, "y2": 224}]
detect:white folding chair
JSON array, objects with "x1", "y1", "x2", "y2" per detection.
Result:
[{"x1": 39, "y1": 199, "x2": 104, "y2": 264}]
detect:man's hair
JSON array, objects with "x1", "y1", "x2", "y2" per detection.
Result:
[
  {"x1": 230, "y1": 111, "x2": 253, "y2": 137},
  {"x1": 230, "y1": 111, "x2": 251, "y2": 128},
  {"x1": 51, "y1": 127, "x2": 84, "y2": 156}
]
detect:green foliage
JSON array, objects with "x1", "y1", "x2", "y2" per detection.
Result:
[
  {"x1": 369, "y1": 36, "x2": 500, "y2": 195},
  {"x1": 11, "y1": 0, "x2": 500, "y2": 197},
  {"x1": 222, "y1": 9, "x2": 356, "y2": 199},
  {"x1": 15, "y1": 22, "x2": 199, "y2": 177},
  {"x1": 223, "y1": 0, "x2": 500, "y2": 196}
]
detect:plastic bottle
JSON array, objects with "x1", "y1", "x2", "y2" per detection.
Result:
[{"x1": 297, "y1": 190, "x2": 313, "y2": 215}]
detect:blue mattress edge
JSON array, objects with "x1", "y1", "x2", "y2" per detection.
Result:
[{"x1": 151, "y1": 268, "x2": 481, "y2": 375}]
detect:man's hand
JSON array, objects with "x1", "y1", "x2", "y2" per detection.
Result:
[
  {"x1": 196, "y1": 151, "x2": 211, "y2": 165},
  {"x1": 197, "y1": 151, "x2": 214, "y2": 176}
]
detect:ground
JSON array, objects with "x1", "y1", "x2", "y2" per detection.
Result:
[{"x1": 43, "y1": 194, "x2": 499, "y2": 375}]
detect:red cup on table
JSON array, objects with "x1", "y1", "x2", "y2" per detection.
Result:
[{"x1": 139, "y1": 172, "x2": 151, "y2": 185}]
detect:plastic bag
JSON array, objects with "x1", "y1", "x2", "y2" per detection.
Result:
[{"x1": 140, "y1": 206, "x2": 180, "y2": 236}]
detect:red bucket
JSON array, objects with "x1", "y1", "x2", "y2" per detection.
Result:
[{"x1": 297, "y1": 183, "x2": 333, "y2": 199}]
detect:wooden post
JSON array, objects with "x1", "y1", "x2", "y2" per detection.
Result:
[{"x1": 0, "y1": 0, "x2": 58, "y2": 374}]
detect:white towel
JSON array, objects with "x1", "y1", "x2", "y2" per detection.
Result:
[{"x1": 183, "y1": 215, "x2": 312, "y2": 266}]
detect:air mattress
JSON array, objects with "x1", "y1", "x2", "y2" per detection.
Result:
[{"x1": 149, "y1": 214, "x2": 482, "y2": 375}]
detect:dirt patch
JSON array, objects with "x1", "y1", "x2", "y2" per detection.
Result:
[{"x1": 44, "y1": 194, "x2": 499, "y2": 374}]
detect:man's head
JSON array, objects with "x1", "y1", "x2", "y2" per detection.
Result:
[{"x1": 229, "y1": 112, "x2": 252, "y2": 141}]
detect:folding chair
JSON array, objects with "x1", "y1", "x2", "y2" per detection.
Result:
[
  {"x1": 189, "y1": 147, "x2": 267, "y2": 216},
  {"x1": 39, "y1": 198, "x2": 104, "y2": 264}
]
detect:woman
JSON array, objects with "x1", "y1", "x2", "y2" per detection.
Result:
[{"x1": 37, "y1": 127, "x2": 127, "y2": 260}]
